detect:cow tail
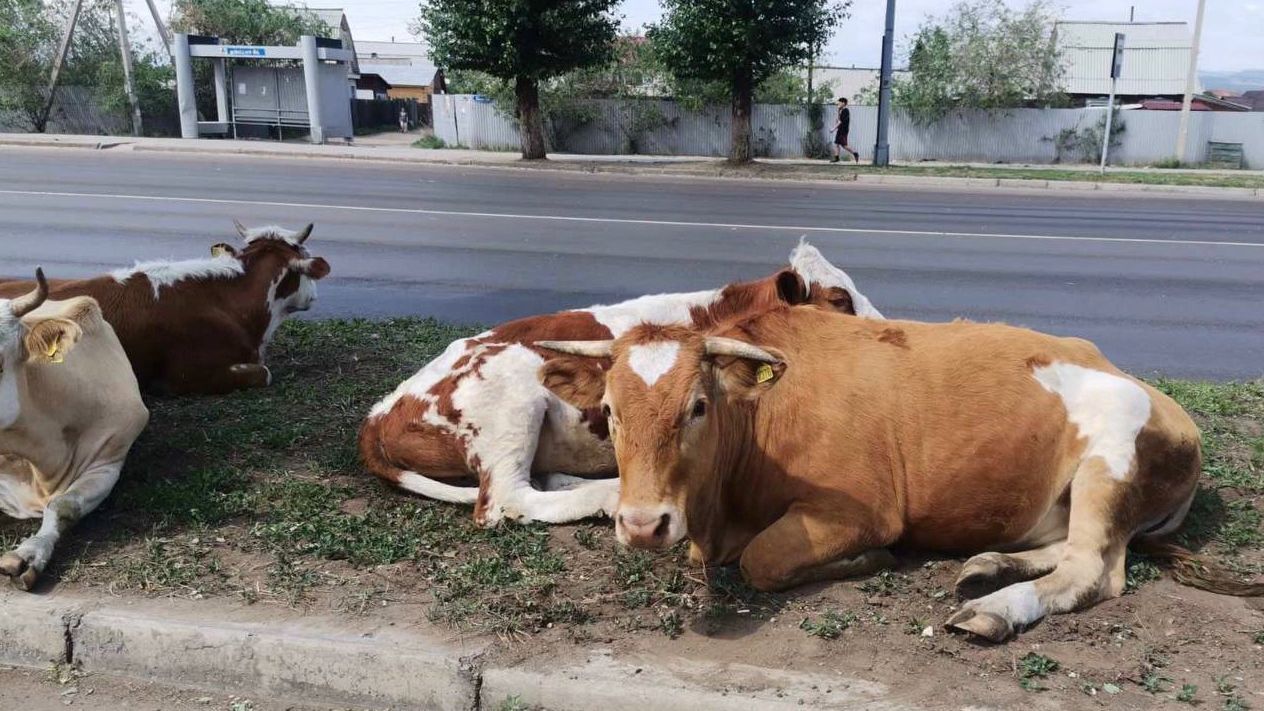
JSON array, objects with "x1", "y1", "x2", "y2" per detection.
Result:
[{"x1": 1132, "y1": 538, "x2": 1264, "y2": 597}]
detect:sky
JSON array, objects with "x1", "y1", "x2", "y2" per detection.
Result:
[{"x1": 125, "y1": 0, "x2": 1264, "y2": 72}]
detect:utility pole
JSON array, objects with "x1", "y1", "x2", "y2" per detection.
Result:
[
  {"x1": 1175, "y1": 0, "x2": 1207, "y2": 163},
  {"x1": 874, "y1": 0, "x2": 896, "y2": 166},
  {"x1": 114, "y1": 0, "x2": 143, "y2": 136},
  {"x1": 143, "y1": 0, "x2": 173, "y2": 54},
  {"x1": 38, "y1": 0, "x2": 85, "y2": 132}
]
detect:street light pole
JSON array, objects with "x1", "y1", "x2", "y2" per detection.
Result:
[
  {"x1": 1175, "y1": 0, "x2": 1207, "y2": 163},
  {"x1": 874, "y1": 0, "x2": 896, "y2": 166}
]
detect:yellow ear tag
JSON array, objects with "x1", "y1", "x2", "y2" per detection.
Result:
[
  {"x1": 46, "y1": 342, "x2": 63, "y2": 364},
  {"x1": 756, "y1": 363, "x2": 775, "y2": 384},
  {"x1": 211, "y1": 245, "x2": 231, "y2": 258}
]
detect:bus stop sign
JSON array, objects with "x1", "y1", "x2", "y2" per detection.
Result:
[{"x1": 1110, "y1": 33, "x2": 1125, "y2": 79}]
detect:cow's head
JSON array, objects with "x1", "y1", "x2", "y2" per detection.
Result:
[
  {"x1": 229, "y1": 221, "x2": 331, "y2": 316},
  {"x1": 539, "y1": 325, "x2": 786, "y2": 550},
  {"x1": 0, "y1": 270, "x2": 93, "y2": 427}
]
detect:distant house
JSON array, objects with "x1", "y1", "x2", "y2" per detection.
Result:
[
  {"x1": 1055, "y1": 21, "x2": 1196, "y2": 104},
  {"x1": 804, "y1": 66, "x2": 909, "y2": 104},
  {"x1": 355, "y1": 73, "x2": 392, "y2": 101},
  {"x1": 356, "y1": 41, "x2": 443, "y2": 102},
  {"x1": 1239, "y1": 91, "x2": 1264, "y2": 112},
  {"x1": 1138, "y1": 96, "x2": 1250, "y2": 112}
]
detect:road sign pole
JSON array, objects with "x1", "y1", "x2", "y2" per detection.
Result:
[
  {"x1": 1100, "y1": 32, "x2": 1125, "y2": 174},
  {"x1": 1100, "y1": 78, "x2": 1116, "y2": 173}
]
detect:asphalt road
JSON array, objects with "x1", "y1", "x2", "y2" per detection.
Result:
[{"x1": 0, "y1": 146, "x2": 1260, "y2": 380}]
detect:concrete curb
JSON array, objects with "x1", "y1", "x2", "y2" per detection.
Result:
[
  {"x1": 0, "y1": 591, "x2": 918, "y2": 710},
  {"x1": 0, "y1": 591, "x2": 486, "y2": 710},
  {"x1": 2, "y1": 134, "x2": 1261, "y2": 200}
]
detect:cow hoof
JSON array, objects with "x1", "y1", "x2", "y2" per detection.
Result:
[
  {"x1": 0, "y1": 552, "x2": 39, "y2": 591},
  {"x1": 955, "y1": 553, "x2": 1012, "y2": 600},
  {"x1": 944, "y1": 608, "x2": 1014, "y2": 643}
]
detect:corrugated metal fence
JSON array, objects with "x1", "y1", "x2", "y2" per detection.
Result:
[{"x1": 433, "y1": 95, "x2": 1264, "y2": 168}]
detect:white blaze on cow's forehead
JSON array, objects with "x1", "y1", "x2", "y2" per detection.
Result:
[
  {"x1": 110, "y1": 256, "x2": 244, "y2": 298},
  {"x1": 627, "y1": 341, "x2": 681, "y2": 387},
  {"x1": 578, "y1": 289, "x2": 721, "y2": 337},
  {"x1": 789, "y1": 239, "x2": 884, "y2": 320},
  {"x1": 1033, "y1": 362, "x2": 1151, "y2": 481}
]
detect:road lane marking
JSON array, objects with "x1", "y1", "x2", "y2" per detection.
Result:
[{"x1": 0, "y1": 188, "x2": 1260, "y2": 249}]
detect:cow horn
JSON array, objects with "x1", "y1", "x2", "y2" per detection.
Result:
[
  {"x1": 233, "y1": 219, "x2": 250, "y2": 240},
  {"x1": 9, "y1": 267, "x2": 49, "y2": 319},
  {"x1": 703, "y1": 337, "x2": 780, "y2": 364},
  {"x1": 536, "y1": 340, "x2": 614, "y2": 357},
  {"x1": 294, "y1": 223, "x2": 314, "y2": 244}
]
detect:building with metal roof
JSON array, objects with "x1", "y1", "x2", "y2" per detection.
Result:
[
  {"x1": 1056, "y1": 21, "x2": 1196, "y2": 102},
  {"x1": 355, "y1": 41, "x2": 441, "y2": 102}
]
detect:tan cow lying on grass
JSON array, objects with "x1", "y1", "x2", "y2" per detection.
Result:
[
  {"x1": 360, "y1": 241, "x2": 882, "y2": 526},
  {"x1": 0, "y1": 222, "x2": 330, "y2": 395},
  {"x1": 541, "y1": 306, "x2": 1262, "y2": 641},
  {"x1": 0, "y1": 271, "x2": 148, "y2": 590}
]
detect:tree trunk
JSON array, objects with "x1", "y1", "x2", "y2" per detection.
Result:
[
  {"x1": 515, "y1": 76, "x2": 547, "y2": 160},
  {"x1": 729, "y1": 69, "x2": 754, "y2": 164}
]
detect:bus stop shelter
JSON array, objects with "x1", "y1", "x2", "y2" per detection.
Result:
[{"x1": 174, "y1": 33, "x2": 354, "y2": 143}]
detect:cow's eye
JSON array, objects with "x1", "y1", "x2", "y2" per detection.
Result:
[{"x1": 690, "y1": 399, "x2": 707, "y2": 419}]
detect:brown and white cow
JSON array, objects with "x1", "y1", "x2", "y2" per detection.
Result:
[
  {"x1": 359, "y1": 241, "x2": 883, "y2": 526},
  {"x1": 1, "y1": 270, "x2": 149, "y2": 589},
  {"x1": 540, "y1": 306, "x2": 1261, "y2": 641},
  {"x1": 0, "y1": 223, "x2": 330, "y2": 394}
]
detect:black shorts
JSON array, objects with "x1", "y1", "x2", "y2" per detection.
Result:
[{"x1": 834, "y1": 130, "x2": 849, "y2": 145}]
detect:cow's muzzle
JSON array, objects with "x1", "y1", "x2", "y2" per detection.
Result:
[{"x1": 616, "y1": 505, "x2": 685, "y2": 550}]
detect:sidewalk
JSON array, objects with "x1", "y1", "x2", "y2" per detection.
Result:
[{"x1": 2, "y1": 132, "x2": 1262, "y2": 199}]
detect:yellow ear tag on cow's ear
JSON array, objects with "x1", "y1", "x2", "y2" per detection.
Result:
[
  {"x1": 756, "y1": 363, "x2": 775, "y2": 384},
  {"x1": 46, "y1": 342, "x2": 63, "y2": 364}
]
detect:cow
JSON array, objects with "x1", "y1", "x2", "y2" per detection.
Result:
[
  {"x1": 358, "y1": 241, "x2": 883, "y2": 527},
  {"x1": 0, "y1": 270, "x2": 149, "y2": 590},
  {"x1": 539, "y1": 306, "x2": 1262, "y2": 642},
  {"x1": 0, "y1": 222, "x2": 331, "y2": 395}
]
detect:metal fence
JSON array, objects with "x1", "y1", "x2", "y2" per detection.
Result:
[
  {"x1": 432, "y1": 95, "x2": 1264, "y2": 168},
  {"x1": 0, "y1": 87, "x2": 132, "y2": 135}
]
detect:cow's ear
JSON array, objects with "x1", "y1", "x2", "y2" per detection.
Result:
[
  {"x1": 291, "y1": 257, "x2": 331, "y2": 280},
  {"x1": 23, "y1": 318, "x2": 84, "y2": 365},
  {"x1": 710, "y1": 348, "x2": 788, "y2": 401},
  {"x1": 539, "y1": 355, "x2": 607, "y2": 409},
  {"x1": 211, "y1": 243, "x2": 238, "y2": 258},
  {"x1": 775, "y1": 269, "x2": 810, "y2": 305},
  {"x1": 811, "y1": 285, "x2": 856, "y2": 315}
]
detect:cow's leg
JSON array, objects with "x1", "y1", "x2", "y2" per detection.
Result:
[
  {"x1": 0, "y1": 461, "x2": 122, "y2": 590},
  {"x1": 955, "y1": 542, "x2": 1066, "y2": 600},
  {"x1": 469, "y1": 376, "x2": 618, "y2": 526},
  {"x1": 738, "y1": 504, "x2": 896, "y2": 591},
  {"x1": 946, "y1": 459, "x2": 1127, "y2": 642}
]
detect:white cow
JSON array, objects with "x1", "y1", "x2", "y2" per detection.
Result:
[{"x1": 0, "y1": 270, "x2": 149, "y2": 590}]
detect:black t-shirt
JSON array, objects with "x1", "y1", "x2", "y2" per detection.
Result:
[{"x1": 838, "y1": 106, "x2": 851, "y2": 134}]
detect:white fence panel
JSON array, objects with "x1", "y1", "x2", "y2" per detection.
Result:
[{"x1": 430, "y1": 95, "x2": 1263, "y2": 167}]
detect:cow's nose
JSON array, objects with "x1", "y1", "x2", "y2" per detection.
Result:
[{"x1": 617, "y1": 509, "x2": 672, "y2": 549}]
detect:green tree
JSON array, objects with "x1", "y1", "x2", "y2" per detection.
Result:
[
  {"x1": 650, "y1": 0, "x2": 848, "y2": 163},
  {"x1": 0, "y1": 0, "x2": 59, "y2": 131},
  {"x1": 419, "y1": 0, "x2": 622, "y2": 159},
  {"x1": 891, "y1": 0, "x2": 1066, "y2": 123},
  {"x1": 170, "y1": 0, "x2": 330, "y2": 44}
]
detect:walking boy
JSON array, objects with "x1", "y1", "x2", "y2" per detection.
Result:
[{"x1": 831, "y1": 97, "x2": 860, "y2": 163}]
